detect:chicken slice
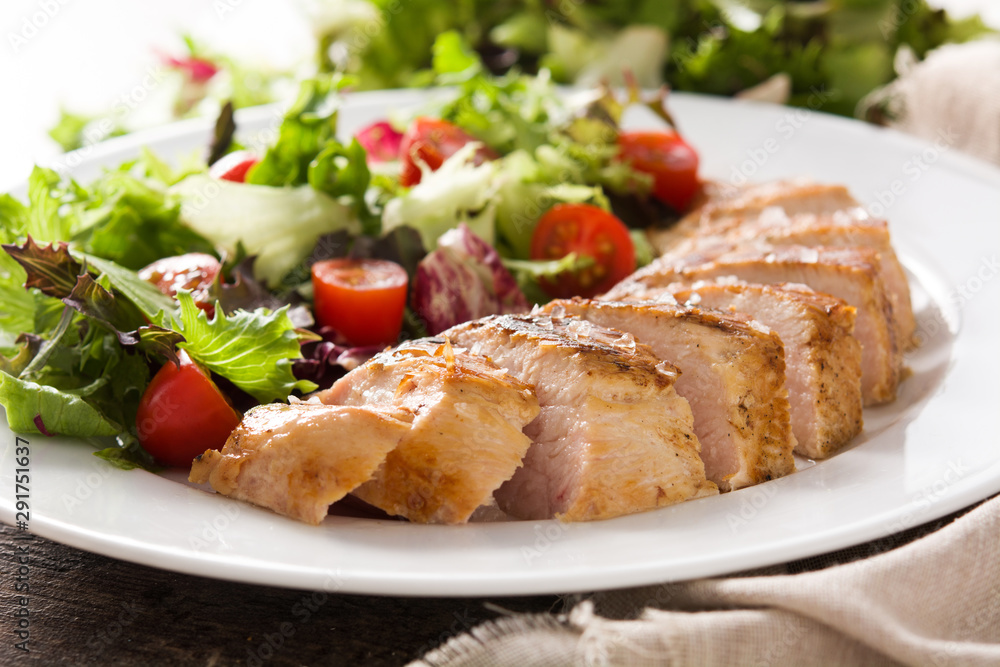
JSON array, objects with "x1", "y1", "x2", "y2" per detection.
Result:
[
  {"x1": 653, "y1": 280, "x2": 864, "y2": 459},
  {"x1": 651, "y1": 179, "x2": 861, "y2": 253},
  {"x1": 541, "y1": 298, "x2": 796, "y2": 491},
  {"x1": 189, "y1": 403, "x2": 412, "y2": 525},
  {"x1": 319, "y1": 339, "x2": 539, "y2": 524},
  {"x1": 607, "y1": 244, "x2": 900, "y2": 405},
  {"x1": 651, "y1": 178, "x2": 914, "y2": 349},
  {"x1": 445, "y1": 314, "x2": 717, "y2": 521},
  {"x1": 670, "y1": 207, "x2": 915, "y2": 350}
]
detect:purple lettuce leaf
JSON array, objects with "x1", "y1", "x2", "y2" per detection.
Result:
[{"x1": 412, "y1": 223, "x2": 528, "y2": 334}]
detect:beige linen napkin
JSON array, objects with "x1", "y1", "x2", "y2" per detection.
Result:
[{"x1": 413, "y1": 496, "x2": 1000, "y2": 667}]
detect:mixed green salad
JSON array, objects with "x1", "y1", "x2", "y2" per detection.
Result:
[
  {"x1": 49, "y1": 0, "x2": 993, "y2": 152},
  {"x1": 1, "y1": 34, "x2": 699, "y2": 471}
]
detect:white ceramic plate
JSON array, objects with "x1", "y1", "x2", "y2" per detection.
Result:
[{"x1": 2, "y1": 90, "x2": 999, "y2": 597}]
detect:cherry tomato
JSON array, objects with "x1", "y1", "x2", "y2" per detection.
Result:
[
  {"x1": 139, "y1": 253, "x2": 220, "y2": 314},
  {"x1": 617, "y1": 130, "x2": 701, "y2": 212},
  {"x1": 399, "y1": 118, "x2": 498, "y2": 186},
  {"x1": 136, "y1": 351, "x2": 241, "y2": 468},
  {"x1": 529, "y1": 204, "x2": 636, "y2": 299},
  {"x1": 355, "y1": 121, "x2": 404, "y2": 163},
  {"x1": 209, "y1": 151, "x2": 260, "y2": 183},
  {"x1": 311, "y1": 259, "x2": 408, "y2": 346}
]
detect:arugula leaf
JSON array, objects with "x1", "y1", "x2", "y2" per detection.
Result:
[
  {"x1": 308, "y1": 138, "x2": 378, "y2": 235},
  {"x1": 2, "y1": 161, "x2": 215, "y2": 275},
  {"x1": 48, "y1": 108, "x2": 98, "y2": 152},
  {"x1": 502, "y1": 253, "x2": 596, "y2": 306},
  {"x1": 6, "y1": 167, "x2": 79, "y2": 242},
  {"x1": 161, "y1": 291, "x2": 316, "y2": 403},
  {"x1": 432, "y1": 30, "x2": 482, "y2": 82},
  {"x1": 78, "y1": 253, "x2": 176, "y2": 320},
  {"x1": 207, "y1": 101, "x2": 237, "y2": 166},
  {"x1": 431, "y1": 33, "x2": 565, "y2": 155},
  {"x1": 3, "y1": 240, "x2": 182, "y2": 362}
]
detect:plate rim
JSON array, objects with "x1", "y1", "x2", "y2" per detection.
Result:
[{"x1": 3, "y1": 88, "x2": 1000, "y2": 597}]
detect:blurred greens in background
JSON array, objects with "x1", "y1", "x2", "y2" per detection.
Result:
[{"x1": 52, "y1": 0, "x2": 992, "y2": 151}]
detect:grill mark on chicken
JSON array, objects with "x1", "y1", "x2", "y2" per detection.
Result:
[
  {"x1": 445, "y1": 314, "x2": 717, "y2": 521},
  {"x1": 648, "y1": 280, "x2": 864, "y2": 459},
  {"x1": 608, "y1": 243, "x2": 900, "y2": 405},
  {"x1": 319, "y1": 339, "x2": 540, "y2": 524},
  {"x1": 189, "y1": 403, "x2": 413, "y2": 525},
  {"x1": 542, "y1": 298, "x2": 796, "y2": 491}
]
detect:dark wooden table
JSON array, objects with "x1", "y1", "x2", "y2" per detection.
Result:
[
  {"x1": 0, "y1": 524, "x2": 559, "y2": 665},
  {"x1": 2, "y1": 496, "x2": 989, "y2": 665}
]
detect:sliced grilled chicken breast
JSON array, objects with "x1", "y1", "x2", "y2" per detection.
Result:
[
  {"x1": 652, "y1": 178, "x2": 914, "y2": 349},
  {"x1": 669, "y1": 207, "x2": 914, "y2": 350},
  {"x1": 541, "y1": 298, "x2": 796, "y2": 491},
  {"x1": 608, "y1": 244, "x2": 900, "y2": 406},
  {"x1": 652, "y1": 179, "x2": 861, "y2": 253},
  {"x1": 189, "y1": 403, "x2": 412, "y2": 525},
  {"x1": 445, "y1": 314, "x2": 717, "y2": 521},
  {"x1": 657, "y1": 280, "x2": 864, "y2": 459},
  {"x1": 319, "y1": 339, "x2": 540, "y2": 524}
]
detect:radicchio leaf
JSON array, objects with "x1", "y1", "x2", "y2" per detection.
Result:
[
  {"x1": 412, "y1": 223, "x2": 528, "y2": 334},
  {"x1": 355, "y1": 121, "x2": 404, "y2": 163}
]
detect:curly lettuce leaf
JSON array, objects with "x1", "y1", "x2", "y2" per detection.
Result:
[
  {"x1": 382, "y1": 143, "x2": 498, "y2": 251},
  {"x1": 173, "y1": 175, "x2": 359, "y2": 288},
  {"x1": 160, "y1": 291, "x2": 316, "y2": 403}
]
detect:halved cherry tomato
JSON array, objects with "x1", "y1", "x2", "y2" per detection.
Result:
[
  {"x1": 311, "y1": 259, "x2": 408, "y2": 346},
  {"x1": 139, "y1": 253, "x2": 220, "y2": 314},
  {"x1": 209, "y1": 150, "x2": 260, "y2": 183},
  {"x1": 617, "y1": 130, "x2": 700, "y2": 212},
  {"x1": 529, "y1": 204, "x2": 636, "y2": 299},
  {"x1": 136, "y1": 351, "x2": 241, "y2": 467},
  {"x1": 398, "y1": 118, "x2": 498, "y2": 186}
]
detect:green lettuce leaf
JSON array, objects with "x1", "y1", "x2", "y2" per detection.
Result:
[
  {"x1": 94, "y1": 437, "x2": 160, "y2": 471},
  {"x1": 0, "y1": 230, "x2": 38, "y2": 334},
  {"x1": 247, "y1": 74, "x2": 352, "y2": 188},
  {"x1": 172, "y1": 175, "x2": 359, "y2": 288},
  {"x1": 0, "y1": 362, "x2": 126, "y2": 437},
  {"x1": 70, "y1": 167, "x2": 216, "y2": 270},
  {"x1": 161, "y1": 291, "x2": 316, "y2": 403}
]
